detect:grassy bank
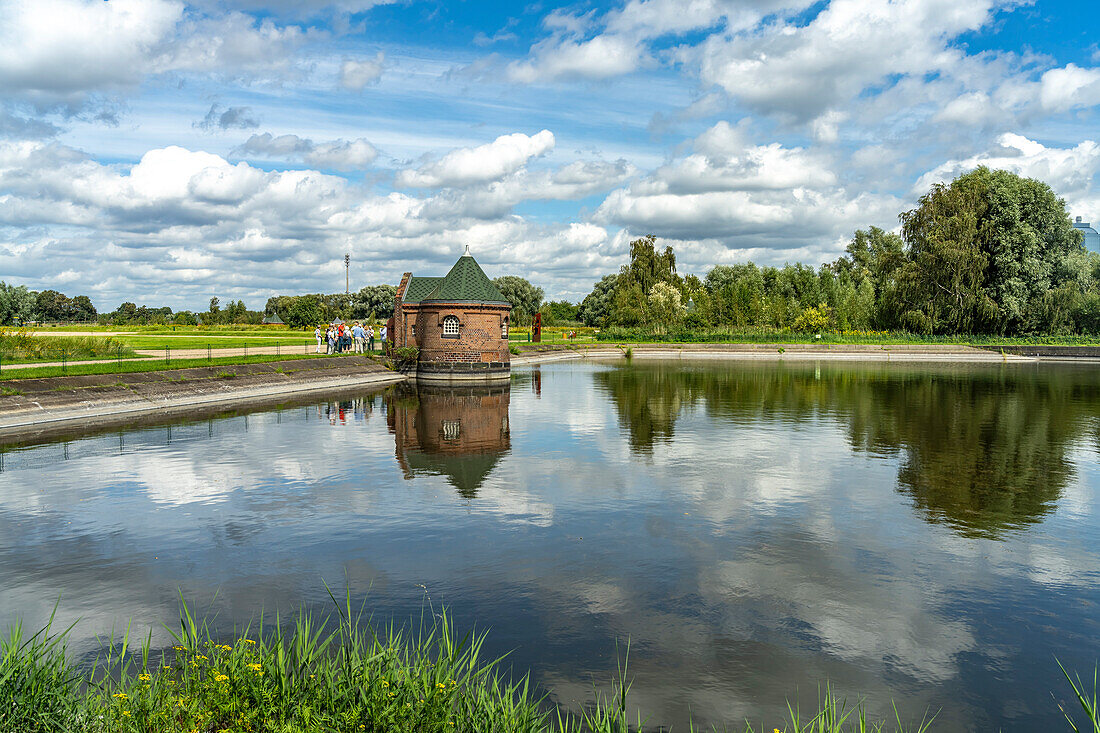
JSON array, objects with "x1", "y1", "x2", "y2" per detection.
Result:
[
  {"x1": 0, "y1": 328, "x2": 138, "y2": 365},
  {"x1": 593, "y1": 328, "x2": 1100, "y2": 346},
  {"x1": 2, "y1": 598, "x2": 1097, "y2": 733},
  {"x1": 0, "y1": 353, "x2": 360, "y2": 381}
]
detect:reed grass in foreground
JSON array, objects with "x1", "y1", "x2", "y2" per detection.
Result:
[{"x1": 2, "y1": 594, "x2": 1097, "y2": 733}]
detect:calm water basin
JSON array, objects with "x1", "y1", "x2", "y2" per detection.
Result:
[{"x1": 1, "y1": 359, "x2": 1099, "y2": 731}]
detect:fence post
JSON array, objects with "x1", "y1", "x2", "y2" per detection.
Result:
[
  {"x1": 276, "y1": 340, "x2": 280, "y2": 356},
  {"x1": 165, "y1": 346, "x2": 170, "y2": 365},
  {"x1": 207, "y1": 344, "x2": 212, "y2": 362},
  {"x1": 62, "y1": 349, "x2": 67, "y2": 374},
  {"x1": 117, "y1": 345, "x2": 122, "y2": 368},
  {"x1": 244, "y1": 343, "x2": 248, "y2": 358}
]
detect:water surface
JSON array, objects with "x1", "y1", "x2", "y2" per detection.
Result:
[{"x1": 2, "y1": 360, "x2": 1099, "y2": 731}]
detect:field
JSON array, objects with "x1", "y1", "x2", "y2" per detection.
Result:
[
  {"x1": 0, "y1": 328, "x2": 138, "y2": 365},
  {"x1": 26, "y1": 326, "x2": 318, "y2": 352}
]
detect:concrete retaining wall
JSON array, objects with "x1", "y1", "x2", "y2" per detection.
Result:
[{"x1": 0, "y1": 357, "x2": 406, "y2": 437}]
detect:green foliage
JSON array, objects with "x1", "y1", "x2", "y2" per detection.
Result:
[
  {"x1": 646, "y1": 282, "x2": 684, "y2": 331},
  {"x1": 35, "y1": 290, "x2": 97, "y2": 322},
  {"x1": 1056, "y1": 660, "x2": 1099, "y2": 733},
  {"x1": 107, "y1": 302, "x2": 176, "y2": 326},
  {"x1": 896, "y1": 167, "x2": 1087, "y2": 334},
  {"x1": 390, "y1": 346, "x2": 420, "y2": 367},
  {"x1": 584, "y1": 169, "x2": 1098, "y2": 338},
  {"x1": 544, "y1": 300, "x2": 580, "y2": 324},
  {"x1": 285, "y1": 295, "x2": 324, "y2": 329},
  {"x1": 577, "y1": 274, "x2": 618, "y2": 326},
  {"x1": 792, "y1": 304, "x2": 833, "y2": 333},
  {"x1": 618, "y1": 235, "x2": 680, "y2": 299},
  {"x1": 352, "y1": 285, "x2": 397, "y2": 320},
  {"x1": 0, "y1": 606, "x2": 82, "y2": 733},
  {"x1": 0, "y1": 328, "x2": 135, "y2": 364},
  {"x1": 605, "y1": 235, "x2": 682, "y2": 327},
  {"x1": 493, "y1": 276, "x2": 544, "y2": 326},
  {"x1": 0, "y1": 282, "x2": 38, "y2": 325}
]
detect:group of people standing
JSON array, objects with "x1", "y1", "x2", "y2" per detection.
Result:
[{"x1": 314, "y1": 322, "x2": 387, "y2": 355}]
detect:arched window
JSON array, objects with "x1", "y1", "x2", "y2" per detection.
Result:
[
  {"x1": 501, "y1": 318, "x2": 508, "y2": 339},
  {"x1": 442, "y1": 315, "x2": 460, "y2": 337}
]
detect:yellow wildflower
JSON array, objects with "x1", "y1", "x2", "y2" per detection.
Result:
[
  {"x1": 112, "y1": 693, "x2": 128, "y2": 700},
  {"x1": 138, "y1": 673, "x2": 151, "y2": 681}
]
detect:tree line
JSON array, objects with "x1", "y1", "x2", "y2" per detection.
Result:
[
  {"x1": 0, "y1": 284, "x2": 97, "y2": 325},
  {"x1": 576, "y1": 167, "x2": 1097, "y2": 335}
]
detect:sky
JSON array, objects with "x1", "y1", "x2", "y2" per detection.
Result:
[{"x1": 1, "y1": 0, "x2": 1099, "y2": 311}]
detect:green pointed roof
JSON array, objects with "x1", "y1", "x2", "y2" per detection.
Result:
[
  {"x1": 423, "y1": 248, "x2": 510, "y2": 305},
  {"x1": 402, "y1": 276, "x2": 444, "y2": 304}
]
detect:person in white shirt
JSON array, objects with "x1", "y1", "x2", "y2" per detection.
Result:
[
  {"x1": 380, "y1": 325, "x2": 388, "y2": 354},
  {"x1": 314, "y1": 326, "x2": 322, "y2": 353}
]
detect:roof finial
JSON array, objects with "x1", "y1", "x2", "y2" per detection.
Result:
[{"x1": 463, "y1": 244, "x2": 472, "y2": 257}]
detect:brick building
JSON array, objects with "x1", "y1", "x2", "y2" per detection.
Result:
[{"x1": 389, "y1": 246, "x2": 512, "y2": 383}]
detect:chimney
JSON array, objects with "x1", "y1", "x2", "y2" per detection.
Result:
[{"x1": 1077, "y1": 216, "x2": 1083, "y2": 223}]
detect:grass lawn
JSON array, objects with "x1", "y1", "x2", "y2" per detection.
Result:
[{"x1": 117, "y1": 335, "x2": 319, "y2": 350}]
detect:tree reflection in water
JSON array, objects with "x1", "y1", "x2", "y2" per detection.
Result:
[
  {"x1": 594, "y1": 361, "x2": 1100, "y2": 538},
  {"x1": 385, "y1": 384, "x2": 511, "y2": 499}
]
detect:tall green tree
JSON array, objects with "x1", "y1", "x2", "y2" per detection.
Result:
[
  {"x1": 608, "y1": 235, "x2": 681, "y2": 325},
  {"x1": 492, "y1": 276, "x2": 544, "y2": 325},
  {"x1": 0, "y1": 282, "x2": 37, "y2": 324},
  {"x1": 69, "y1": 295, "x2": 96, "y2": 321},
  {"x1": 285, "y1": 295, "x2": 323, "y2": 328},
  {"x1": 897, "y1": 167, "x2": 1085, "y2": 334},
  {"x1": 577, "y1": 274, "x2": 618, "y2": 326},
  {"x1": 351, "y1": 285, "x2": 397, "y2": 319}
]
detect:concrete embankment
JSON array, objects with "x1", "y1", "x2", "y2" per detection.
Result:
[
  {"x1": 514, "y1": 342, "x2": 1045, "y2": 363},
  {"x1": 0, "y1": 356, "x2": 405, "y2": 438}
]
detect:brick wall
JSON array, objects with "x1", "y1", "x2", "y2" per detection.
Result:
[{"x1": 415, "y1": 303, "x2": 510, "y2": 365}]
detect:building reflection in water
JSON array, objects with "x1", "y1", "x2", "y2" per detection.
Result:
[{"x1": 386, "y1": 384, "x2": 511, "y2": 499}]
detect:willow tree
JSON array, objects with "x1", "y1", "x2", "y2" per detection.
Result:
[{"x1": 897, "y1": 167, "x2": 1085, "y2": 334}]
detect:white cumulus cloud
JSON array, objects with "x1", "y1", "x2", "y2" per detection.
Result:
[{"x1": 396, "y1": 130, "x2": 555, "y2": 189}]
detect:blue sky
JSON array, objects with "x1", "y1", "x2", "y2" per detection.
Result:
[{"x1": 1, "y1": 0, "x2": 1099, "y2": 310}]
